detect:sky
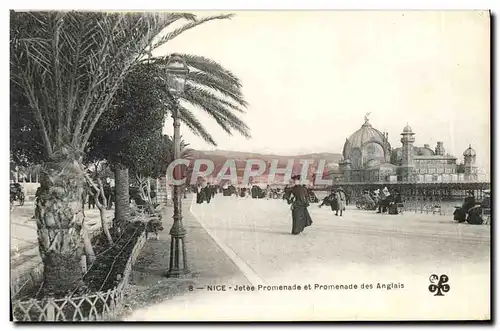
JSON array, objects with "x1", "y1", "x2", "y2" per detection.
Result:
[{"x1": 156, "y1": 11, "x2": 490, "y2": 172}]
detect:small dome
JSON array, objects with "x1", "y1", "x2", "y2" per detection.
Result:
[
  {"x1": 402, "y1": 124, "x2": 413, "y2": 133},
  {"x1": 417, "y1": 146, "x2": 435, "y2": 156},
  {"x1": 463, "y1": 144, "x2": 476, "y2": 157}
]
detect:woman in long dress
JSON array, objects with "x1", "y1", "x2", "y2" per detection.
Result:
[{"x1": 286, "y1": 175, "x2": 313, "y2": 235}]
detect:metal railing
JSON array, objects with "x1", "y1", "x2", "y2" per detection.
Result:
[
  {"x1": 12, "y1": 228, "x2": 146, "y2": 321},
  {"x1": 400, "y1": 198, "x2": 456, "y2": 216}
]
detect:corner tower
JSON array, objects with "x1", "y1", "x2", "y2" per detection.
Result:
[
  {"x1": 463, "y1": 145, "x2": 478, "y2": 181},
  {"x1": 399, "y1": 124, "x2": 415, "y2": 181}
]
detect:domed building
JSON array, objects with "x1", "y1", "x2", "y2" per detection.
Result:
[
  {"x1": 334, "y1": 116, "x2": 476, "y2": 183},
  {"x1": 342, "y1": 117, "x2": 391, "y2": 169},
  {"x1": 338, "y1": 116, "x2": 395, "y2": 182}
]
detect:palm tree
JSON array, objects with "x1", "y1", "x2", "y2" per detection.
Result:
[
  {"x1": 112, "y1": 53, "x2": 251, "y2": 220},
  {"x1": 151, "y1": 54, "x2": 251, "y2": 144},
  {"x1": 10, "y1": 11, "x2": 232, "y2": 297},
  {"x1": 163, "y1": 135, "x2": 194, "y2": 163},
  {"x1": 164, "y1": 134, "x2": 194, "y2": 181}
]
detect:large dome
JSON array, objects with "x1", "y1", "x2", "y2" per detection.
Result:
[{"x1": 342, "y1": 119, "x2": 391, "y2": 169}]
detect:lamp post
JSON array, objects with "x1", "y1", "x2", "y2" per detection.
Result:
[{"x1": 164, "y1": 54, "x2": 190, "y2": 278}]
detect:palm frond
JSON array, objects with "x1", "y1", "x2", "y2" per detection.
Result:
[
  {"x1": 186, "y1": 71, "x2": 247, "y2": 107},
  {"x1": 156, "y1": 53, "x2": 243, "y2": 90},
  {"x1": 149, "y1": 54, "x2": 247, "y2": 108},
  {"x1": 182, "y1": 86, "x2": 251, "y2": 139},
  {"x1": 176, "y1": 104, "x2": 217, "y2": 145},
  {"x1": 185, "y1": 84, "x2": 245, "y2": 113},
  {"x1": 10, "y1": 11, "x2": 200, "y2": 158},
  {"x1": 148, "y1": 49, "x2": 250, "y2": 145},
  {"x1": 150, "y1": 14, "x2": 234, "y2": 50}
]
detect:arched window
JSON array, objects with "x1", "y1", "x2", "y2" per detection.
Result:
[
  {"x1": 362, "y1": 142, "x2": 385, "y2": 167},
  {"x1": 351, "y1": 148, "x2": 362, "y2": 169}
]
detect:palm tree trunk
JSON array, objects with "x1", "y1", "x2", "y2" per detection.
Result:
[
  {"x1": 36, "y1": 154, "x2": 86, "y2": 297},
  {"x1": 114, "y1": 164, "x2": 130, "y2": 225}
]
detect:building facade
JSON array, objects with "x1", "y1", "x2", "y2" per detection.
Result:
[{"x1": 330, "y1": 117, "x2": 478, "y2": 183}]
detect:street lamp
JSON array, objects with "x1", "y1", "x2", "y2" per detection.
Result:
[{"x1": 164, "y1": 54, "x2": 190, "y2": 278}]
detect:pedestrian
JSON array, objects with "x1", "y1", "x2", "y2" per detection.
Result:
[
  {"x1": 377, "y1": 187, "x2": 390, "y2": 214},
  {"x1": 103, "y1": 183, "x2": 110, "y2": 208},
  {"x1": 335, "y1": 187, "x2": 346, "y2": 217},
  {"x1": 283, "y1": 185, "x2": 291, "y2": 201},
  {"x1": 362, "y1": 190, "x2": 375, "y2": 209},
  {"x1": 88, "y1": 193, "x2": 96, "y2": 209},
  {"x1": 319, "y1": 190, "x2": 335, "y2": 211},
  {"x1": 453, "y1": 190, "x2": 476, "y2": 222},
  {"x1": 266, "y1": 185, "x2": 271, "y2": 200},
  {"x1": 287, "y1": 175, "x2": 313, "y2": 235},
  {"x1": 205, "y1": 183, "x2": 212, "y2": 204},
  {"x1": 196, "y1": 182, "x2": 206, "y2": 204},
  {"x1": 251, "y1": 185, "x2": 258, "y2": 199}
]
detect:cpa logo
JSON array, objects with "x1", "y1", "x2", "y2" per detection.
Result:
[{"x1": 428, "y1": 274, "x2": 450, "y2": 296}]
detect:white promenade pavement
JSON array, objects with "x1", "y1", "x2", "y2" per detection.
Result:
[{"x1": 126, "y1": 195, "x2": 490, "y2": 321}]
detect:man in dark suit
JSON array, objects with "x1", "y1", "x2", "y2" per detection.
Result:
[{"x1": 204, "y1": 183, "x2": 212, "y2": 204}]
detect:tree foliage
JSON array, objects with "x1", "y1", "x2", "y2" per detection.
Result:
[
  {"x1": 10, "y1": 11, "x2": 232, "y2": 159},
  {"x1": 85, "y1": 63, "x2": 167, "y2": 177},
  {"x1": 10, "y1": 80, "x2": 46, "y2": 166},
  {"x1": 9, "y1": 10, "x2": 236, "y2": 296},
  {"x1": 148, "y1": 54, "x2": 251, "y2": 145},
  {"x1": 86, "y1": 50, "x2": 250, "y2": 182}
]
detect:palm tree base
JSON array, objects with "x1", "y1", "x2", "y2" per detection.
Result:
[{"x1": 41, "y1": 252, "x2": 85, "y2": 298}]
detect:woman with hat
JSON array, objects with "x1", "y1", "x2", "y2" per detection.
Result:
[{"x1": 287, "y1": 175, "x2": 313, "y2": 235}]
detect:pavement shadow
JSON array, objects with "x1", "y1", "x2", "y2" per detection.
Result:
[{"x1": 131, "y1": 207, "x2": 250, "y2": 288}]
